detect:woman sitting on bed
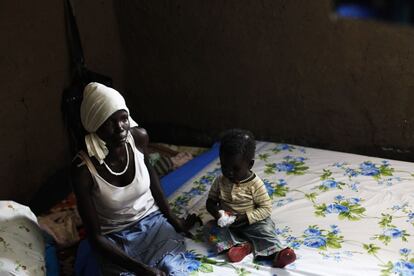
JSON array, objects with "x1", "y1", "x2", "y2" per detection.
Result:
[{"x1": 71, "y1": 82, "x2": 195, "y2": 276}]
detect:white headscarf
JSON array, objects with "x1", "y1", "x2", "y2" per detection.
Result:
[{"x1": 80, "y1": 82, "x2": 138, "y2": 164}]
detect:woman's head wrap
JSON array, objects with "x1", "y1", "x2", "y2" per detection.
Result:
[{"x1": 80, "y1": 82, "x2": 138, "y2": 163}]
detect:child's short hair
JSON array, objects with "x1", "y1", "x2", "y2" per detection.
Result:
[{"x1": 219, "y1": 128, "x2": 256, "y2": 161}]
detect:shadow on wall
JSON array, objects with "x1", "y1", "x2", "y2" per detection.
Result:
[
  {"x1": 29, "y1": 167, "x2": 72, "y2": 216},
  {"x1": 112, "y1": 0, "x2": 414, "y2": 162},
  {"x1": 141, "y1": 122, "x2": 218, "y2": 147}
]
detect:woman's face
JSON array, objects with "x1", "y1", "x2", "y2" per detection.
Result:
[{"x1": 96, "y1": 110, "x2": 130, "y2": 147}]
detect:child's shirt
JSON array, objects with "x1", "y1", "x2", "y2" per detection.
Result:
[{"x1": 208, "y1": 173, "x2": 272, "y2": 224}]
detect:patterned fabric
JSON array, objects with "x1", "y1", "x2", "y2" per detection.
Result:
[
  {"x1": 208, "y1": 174, "x2": 272, "y2": 224},
  {"x1": 167, "y1": 141, "x2": 414, "y2": 276},
  {"x1": 150, "y1": 152, "x2": 174, "y2": 177},
  {"x1": 0, "y1": 201, "x2": 46, "y2": 275},
  {"x1": 204, "y1": 217, "x2": 283, "y2": 257}
]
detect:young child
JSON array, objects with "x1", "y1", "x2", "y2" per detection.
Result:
[{"x1": 205, "y1": 129, "x2": 296, "y2": 268}]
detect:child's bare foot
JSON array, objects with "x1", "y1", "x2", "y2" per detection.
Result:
[
  {"x1": 272, "y1": 247, "x2": 296, "y2": 268},
  {"x1": 227, "y1": 243, "x2": 252, "y2": 262}
]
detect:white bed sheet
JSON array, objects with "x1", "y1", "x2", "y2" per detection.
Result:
[{"x1": 168, "y1": 141, "x2": 414, "y2": 276}]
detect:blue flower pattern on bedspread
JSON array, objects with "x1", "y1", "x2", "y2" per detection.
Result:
[{"x1": 168, "y1": 142, "x2": 414, "y2": 276}]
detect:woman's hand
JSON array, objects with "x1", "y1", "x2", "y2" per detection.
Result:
[
  {"x1": 170, "y1": 214, "x2": 201, "y2": 238},
  {"x1": 185, "y1": 213, "x2": 202, "y2": 229},
  {"x1": 144, "y1": 267, "x2": 167, "y2": 276},
  {"x1": 170, "y1": 217, "x2": 192, "y2": 238}
]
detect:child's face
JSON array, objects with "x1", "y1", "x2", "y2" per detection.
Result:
[{"x1": 220, "y1": 153, "x2": 253, "y2": 183}]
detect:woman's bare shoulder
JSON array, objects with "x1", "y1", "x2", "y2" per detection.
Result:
[{"x1": 70, "y1": 156, "x2": 93, "y2": 191}]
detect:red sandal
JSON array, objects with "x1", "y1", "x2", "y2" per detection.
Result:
[
  {"x1": 273, "y1": 247, "x2": 296, "y2": 268},
  {"x1": 227, "y1": 243, "x2": 252, "y2": 262}
]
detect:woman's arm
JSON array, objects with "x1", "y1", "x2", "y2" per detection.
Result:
[
  {"x1": 71, "y1": 161, "x2": 165, "y2": 276},
  {"x1": 130, "y1": 127, "x2": 192, "y2": 234}
]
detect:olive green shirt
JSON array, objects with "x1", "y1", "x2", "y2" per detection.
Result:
[{"x1": 208, "y1": 174, "x2": 272, "y2": 224}]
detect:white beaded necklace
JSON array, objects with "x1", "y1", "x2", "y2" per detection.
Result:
[{"x1": 103, "y1": 143, "x2": 129, "y2": 176}]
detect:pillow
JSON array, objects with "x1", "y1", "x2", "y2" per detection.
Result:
[
  {"x1": 0, "y1": 201, "x2": 46, "y2": 275},
  {"x1": 38, "y1": 209, "x2": 81, "y2": 248}
]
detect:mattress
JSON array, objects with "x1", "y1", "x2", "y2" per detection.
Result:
[{"x1": 166, "y1": 141, "x2": 414, "y2": 276}]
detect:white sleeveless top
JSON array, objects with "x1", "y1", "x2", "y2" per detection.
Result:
[{"x1": 78, "y1": 133, "x2": 159, "y2": 234}]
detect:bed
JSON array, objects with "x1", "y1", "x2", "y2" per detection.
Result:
[
  {"x1": 48, "y1": 140, "x2": 414, "y2": 275},
  {"x1": 0, "y1": 201, "x2": 59, "y2": 276},
  {"x1": 162, "y1": 141, "x2": 414, "y2": 276}
]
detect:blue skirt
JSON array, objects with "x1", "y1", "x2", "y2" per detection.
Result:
[{"x1": 76, "y1": 211, "x2": 191, "y2": 276}]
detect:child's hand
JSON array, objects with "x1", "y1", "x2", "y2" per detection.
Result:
[
  {"x1": 230, "y1": 214, "x2": 248, "y2": 228},
  {"x1": 235, "y1": 214, "x2": 248, "y2": 223},
  {"x1": 213, "y1": 209, "x2": 231, "y2": 220},
  {"x1": 217, "y1": 210, "x2": 236, "y2": 227}
]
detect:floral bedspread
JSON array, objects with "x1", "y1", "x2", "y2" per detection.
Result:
[{"x1": 168, "y1": 142, "x2": 414, "y2": 276}]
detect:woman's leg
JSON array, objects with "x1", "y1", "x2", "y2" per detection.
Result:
[{"x1": 101, "y1": 211, "x2": 189, "y2": 275}]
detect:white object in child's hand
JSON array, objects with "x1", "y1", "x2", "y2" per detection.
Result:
[{"x1": 217, "y1": 210, "x2": 236, "y2": 227}]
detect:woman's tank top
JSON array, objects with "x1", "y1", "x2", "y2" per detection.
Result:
[{"x1": 77, "y1": 133, "x2": 159, "y2": 234}]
